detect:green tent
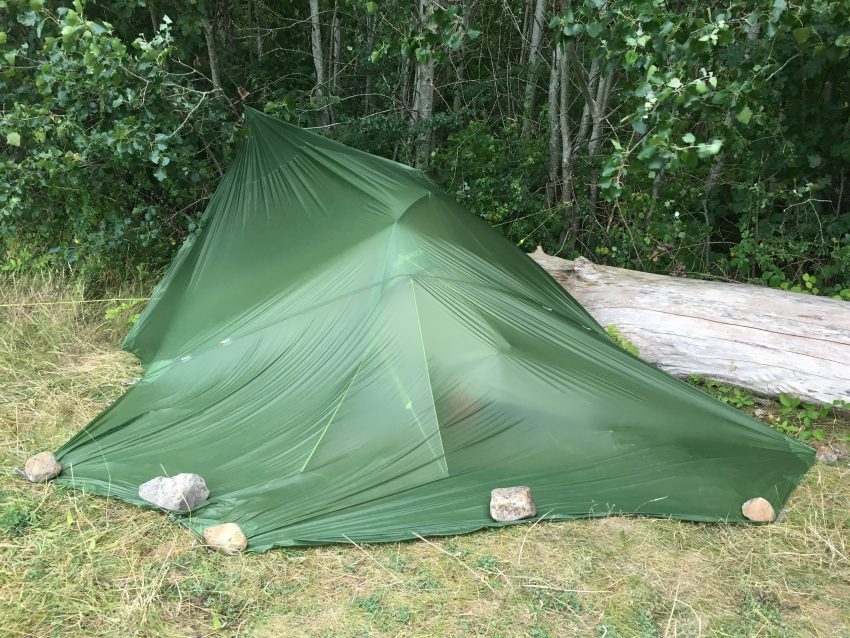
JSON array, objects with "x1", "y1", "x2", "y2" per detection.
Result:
[{"x1": 56, "y1": 108, "x2": 814, "y2": 550}]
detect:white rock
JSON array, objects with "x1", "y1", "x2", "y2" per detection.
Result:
[
  {"x1": 138, "y1": 473, "x2": 209, "y2": 512},
  {"x1": 24, "y1": 451, "x2": 62, "y2": 483},
  {"x1": 490, "y1": 486, "x2": 536, "y2": 522},
  {"x1": 204, "y1": 523, "x2": 248, "y2": 554},
  {"x1": 742, "y1": 497, "x2": 776, "y2": 523}
]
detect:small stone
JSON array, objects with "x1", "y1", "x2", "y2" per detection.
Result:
[
  {"x1": 742, "y1": 497, "x2": 776, "y2": 523},
  {"x1": 23, "y1": 451, "x2": 62, "y2": 483},
  {"x1": 753, "y1": 408, "x2": 767, "y2": 418},
  {"x1": 138, "y1": 473, "x2": 209, "y2": 512},
  {"x1": 815, "y1": 445, "x2": 838, "y2": 464},
  {"x1": 490, "y1": 486, "x2": 536, "y2": 522},
  {"x1": 203, "y1": 523, "x2": 247, "y2": 554}
]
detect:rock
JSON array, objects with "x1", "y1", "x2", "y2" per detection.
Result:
[
  {"x1": 815, "y1": 445, "x2": 838, "y2": 463},
  {"x1": 742, "y1": 497, "x2": 776, "y2": 523},
  {"x1": 490, "y1": 486, "x2": 536, "y2": 522},
  {"x1": 753, "y1": 408, "x2": 767, "y2": 418},
  {"x1": 138, "y1": 473, "x2": 209, "y2": 512},
  {"x1": 23, "y1": 451, "x2": 62, "y2": 483},
  {"x1": 203, "y1": 523, "x2": 247, "y2": 554}
]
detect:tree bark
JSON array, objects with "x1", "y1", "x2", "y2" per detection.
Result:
[
  {"x1": 201, "y1": 14, "x2": 222, "y2": 92},
  {"x1": 364, "y1": 12, "x2": 375, "y2": 115},
  {"x1": 251, "y1": 0, "x2": 262, "y2": 60},
  {"x1": 330, "y1": 0, "x2": 342, "y2": 93},
  {"x1": 148, "y1": 0, "x2": 158, "y2": 34},
  {"x1": 413, "y1": 58, "x2": 435, "y2": 170},
  {"x1": 587, "y1": 72, "x2": 612, "y2": 211},
  {"x1": 308, "y1": 0, "x2": 331, "y2": 127},
  {"x1": 573, "y1": 52, "x2": 600, "y2": 151},
  {"x1": 546, "y1": 46, "x2": 560, "y2": 209},
  {"x1": 412, "y1": 0, "x2": 436, "y2": 170},
  {"x1": 558, "y1": 43, "x2": 577, "y2": 249},
  {"x1": 520, "y1": 0, "x2": 545, "y2": 138},
  {"x1": 529, "y1": 247, "x2": 850, "y2": 404}
]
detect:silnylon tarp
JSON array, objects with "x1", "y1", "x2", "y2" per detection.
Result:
[{"x1": 56, "y1": 108, "x2": 814, "y2": 550}]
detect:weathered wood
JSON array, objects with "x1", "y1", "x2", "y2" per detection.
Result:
[{"x1": 528, "y1": 247, "x2": 850, "y2": 404}]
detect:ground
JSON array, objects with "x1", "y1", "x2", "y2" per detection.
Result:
[{"x1": 1, "y1": 280, "x2": 848, "y2": 638}]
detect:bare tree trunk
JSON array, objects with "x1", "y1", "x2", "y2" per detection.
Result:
[
  {"x1": 519, "y1": 0, "x2": 532, "y2": 67},
  {"x1": 520, "y1": 0, "x2": 545, "y2": 138},
  {"x1": 529, "y1": 247, "x2": 850, "y2": 405},
  {"x1": 587, "y1": 72, "x2": 612, "y2": 211},
  {"x1": 644, "y1": 166, "x2": 666, "y2": 226},
  {"x1": 308, "y1": 0, "x2": 331, "y2": 127},
  {"x1": 252, "y1": 0, "x2": 262, "y2": 60},
  {"x1": 330, "y1": 0, "x2": 342, "y2": 92},
  {"x1": 546, "y1": 46, "x2": 560, "y2": 210},
  {"x1": 701, "y1": 156, "x2": 724, "y2": 269},
  {"x1": 413, "y1": 0, "x2": 436, "y2": 170},
  {"x1": 202, "y1": 13, "x2": 222, "y2": 92},
  {"x1": 574, "y1": 54, "x2": 600, "y2": 150},
  {"x1": 148, "y1": 0, "x2": 158, "y2": 33},
  {"x1": 559, "y1": 43, "x2": 577, "y2": 249},
  {"x1": 394, "y1": 57, "x2": 413, "y2": 161},
  {"x1": 413, "y1": 59, "x2": 435, "y2": 170},
  {"x1": 452, "y1": 0, "x2": 472, "y2": 112},
  {"x1": 364, "y1": 12, "x2": 375, "y2": 114}
]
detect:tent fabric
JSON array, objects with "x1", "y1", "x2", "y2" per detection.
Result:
[{"x1": 55, "y1": 108, "x2": 814, "y2": 550}]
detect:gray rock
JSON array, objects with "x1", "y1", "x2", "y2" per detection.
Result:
[
  {"x1": 204, "y1": 523, "x2": 248, "y2": 554},
  {"x1": 138, "y1": 473, "x2": 209, "y2": 512},
  {"x1": 742, "y1": 497, "x2": 776, "y2": 523},
  {"x1": 815, "y1": 445, "x2": 838, "y2": 463},
  {"x1": 490, "y1": 486, "x2": 536, "y2": 522},
  {"x1": 24, "y1": 451, "x2": 62, "y2": 483}
]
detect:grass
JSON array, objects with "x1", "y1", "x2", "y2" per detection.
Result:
[{"x1": 1, "y1": 278, "x2": 849, "y2": 637}]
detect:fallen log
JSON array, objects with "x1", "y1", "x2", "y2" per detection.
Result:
[{"x1": 528, "y1": 247, "x2": 850, "y2": 405}]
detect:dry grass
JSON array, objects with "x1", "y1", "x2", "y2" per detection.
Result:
[{"x1": 1, "y1": 278, "x2": 848, "y2": 638}]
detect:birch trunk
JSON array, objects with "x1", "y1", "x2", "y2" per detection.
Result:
[
  {"x1": 558, "y1": 44, "x2": 577, "y2": 248},
  {"x1": 520, "y1": 0, "x2": 545, "y2": 138},
  {"x1": 529, "y1": 247, "x2": 850, "y2": 404},
  {"x1": 412, "y1": 0, "x2": 436, "y2": 170},
  {"x1": 546, "y1": 46, "x2": 560, "y2": 209},
  {"x1": 413, "y1": 58, "x2": 435, "y2": 170}
]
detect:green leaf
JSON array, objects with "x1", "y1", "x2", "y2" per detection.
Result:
[
  {"x1": 6, "y1": 131, "x2": 20, "y2": 146},
  {"x1": 793, "y1": 27, "x2": 811, "y2": 45},
  {"x1": 694, "y1": 79, "x2": 708, "y2": 94},
  {"x1": 18, "y1": 10, "x2": 37, "y2": 26},
  {"x1": 0, "y1": 31, "x2": 6, "y2": 45},
  {"x1": 585, "y1": 22, "x2": 603, "y2": 38},
  {"x1": 88, "y1": 21, "x2": 108, "y2": 36},
  {"x1": 632, "y1": 119, "x2": 647, "y2": 134},
  {"x1": 466, "y1": 28, "x2": 481, "y2": 40},
  {"x1": 562, "y1": 23, "x2": 584, "y2": 37},
  {"x1": 807, "y1": 154, "x2": 821, "y2": 168},
  {"x1": 153, "y1": 167, "x2": 167, "y2": 181},
  {"x1": 736, "y1": 105, "x2": 752, "y2": 124},
  {"x1": 682, "y1": 132, "x2": 695, "y2": 145},
  {"x1": 696, "y1": 139, "x2": 722, "y2": 157},
  {"x1": 365, "y1": 1, "x2": 378, "y2": 13}
]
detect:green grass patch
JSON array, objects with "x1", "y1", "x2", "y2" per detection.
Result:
[{"x1": 2, "y1": 280, "x2": 849, "y2": 636}]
